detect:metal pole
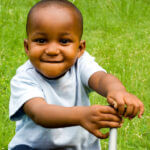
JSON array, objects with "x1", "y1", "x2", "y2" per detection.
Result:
[{"x1": 108, "y1": 128, "x2": 117, "y2": 150}]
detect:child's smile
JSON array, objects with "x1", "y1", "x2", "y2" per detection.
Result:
[{"x1": 24, "y1": 6, "x2": 85, "y2": 79}]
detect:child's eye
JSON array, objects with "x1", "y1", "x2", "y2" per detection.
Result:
[
  {"x1": 34, "y1": 39, "x2": 47, "y2": 44},
  {"x1": 59, "y1": 39, "x2": 71, "y2": 44}
]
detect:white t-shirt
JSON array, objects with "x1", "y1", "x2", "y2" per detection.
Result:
[{"x1": 9, "y1": 51, "x2": 106, "y2": 150}]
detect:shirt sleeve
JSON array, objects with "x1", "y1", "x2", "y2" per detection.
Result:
[
  {"x1": 79, "y1": 51, "x2": 106, "y2": 87},
  {"x1": 9, "y1": 71, "x2": 44, "y2": 121}
]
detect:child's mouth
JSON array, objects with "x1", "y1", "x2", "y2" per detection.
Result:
[{"x1": 41, "y1": 59, "x2": 63, "y2": 63}]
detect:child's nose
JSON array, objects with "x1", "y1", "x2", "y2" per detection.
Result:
[{"x1": 45, "y1": 43, "x2": 60, "y2": 56}]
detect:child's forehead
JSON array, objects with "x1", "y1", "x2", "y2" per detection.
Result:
[
  {"x1": 27, "y1": 2, "x2": 83, "y2": 39},
  {"x1": 31, "y1": 5, "x2": 77, "y2": 21},
  {"x1": 28, "y1": 6, "x2": 81, "y2": 34}
]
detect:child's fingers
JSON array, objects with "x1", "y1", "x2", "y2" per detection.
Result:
[
  {"x1": 124, "y1": 104, "x2": 134, "y2": 117},
  {"x1": 107, "y1": 97, "x2": 125, "y2": 115},
  {"x1": 138, "y1": 102, "x2": 144, "y2": 118},
  {"x1": 100, "y1": 114, "x2": 122, "y2": 122},
  {"x1": 97, "y1": 105, "x2": 118, "y2": 115},
  {"x1": 107, "y1": 92, "x2": 144, "y2": 119},
  {"x1": 117, "y1": 102, "x2": 126, "y2": 116},
  {"x1": 107, "y1": 97, "x2": 116, "y2": 108},
  {"x1": 98, "y1": 121, "x2": 122, "y2": 128},
  {"x1": 124, "y1": 96, "x2": 144, "y2": 118},
  {"x1": 123, "y1": 96, "x2": 138, "y2": 118},
  {"x1": 130, "y1": 105, "x2": 139, "y2": 118},
  {"x1": 93, "y1": 130, "x2": 109, "y2": 139}
]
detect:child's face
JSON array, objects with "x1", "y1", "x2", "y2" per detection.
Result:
[{"x1": 24, "y1": 6, "x2": 85, "y2": 78}]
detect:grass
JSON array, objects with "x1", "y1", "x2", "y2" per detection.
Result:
[{"x1": 0, "y1": 0, "x2": 150, "y2": 149}]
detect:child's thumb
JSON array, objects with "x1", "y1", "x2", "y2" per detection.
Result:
[
  {"x1": 93, "y1": 130, "x2": 109, "y2": 139},
  {"x1": 107, "y1": 97, "x2": 118, "y2": 109}
]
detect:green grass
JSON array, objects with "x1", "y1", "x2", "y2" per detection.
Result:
[{"x1": 0, "y1": 0, "x2": 150, "y2": 149}]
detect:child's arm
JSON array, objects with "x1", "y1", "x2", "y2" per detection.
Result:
[
  {"x1": 88, "y1": 71, "x2": 144, "y2": 119},
  {"x1": 23, "y1": 98, "x2": 122, "y2": 139}
]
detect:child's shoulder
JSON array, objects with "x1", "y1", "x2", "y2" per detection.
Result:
[
  {"x1": 11, "y1": 60, "x2": 36, "y2": 83},
  {"x1": 79, "y1": 51, "x2": 94, "y2": 60},
  {"x1": 78, "y1": 51, "x2": 97, "y2": 66},
  {"x1": 16, "y1": 60, "x2": 34, "y2": 74}
]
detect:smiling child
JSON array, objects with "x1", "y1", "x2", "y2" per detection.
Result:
[{"x1": 9, "y1": 0, "x2": 144, "y2": 150}]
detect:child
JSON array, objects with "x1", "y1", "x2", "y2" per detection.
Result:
[{"x1": 9, "y1": 0, "x2": 144, "y2": 149}]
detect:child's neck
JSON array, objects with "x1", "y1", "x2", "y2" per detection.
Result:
[{"x1": 36, "y1": 70, "x2": 67, "y2": 80}]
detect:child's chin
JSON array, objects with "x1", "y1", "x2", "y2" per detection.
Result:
[{"x1": 40, "y1": 71, "x2": 66, "y2": 80}]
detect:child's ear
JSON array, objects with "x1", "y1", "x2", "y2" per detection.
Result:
[
  {"x1": 24, "y1": 39, "x2": 29, "y2": 56},
  {"x1": 77, "y1": 40, "x2": 86, "y2": 58}
]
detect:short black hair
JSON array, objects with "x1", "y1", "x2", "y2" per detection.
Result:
[{"x1": 26, "y1": 0, "x2": 83, "y2": 39}]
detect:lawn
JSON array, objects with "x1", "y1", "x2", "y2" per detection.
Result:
[{"x1": 0, "y1": 0, "x2": 150, "y2": 149}]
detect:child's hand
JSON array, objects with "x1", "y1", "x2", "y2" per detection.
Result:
[
  {"x1": 80, "y1": 105, "x2": 123, "y2": 139},
  {"x1": 107, "y1": 91, "x2": 144, "y2": 119}
]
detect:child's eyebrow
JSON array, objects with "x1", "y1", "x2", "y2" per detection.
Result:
[
  {"x1": 59, "y1": 32, "x2": 71, "y2": 36},
  {"x1": 31, "y1": 32, "x2": 71, "y2": 36},
  {"x1": 32, "y1": 32, "x2": 47, "y2": 36}
]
